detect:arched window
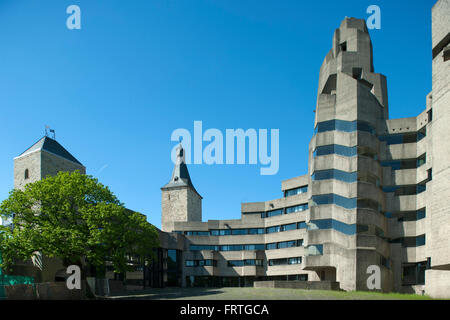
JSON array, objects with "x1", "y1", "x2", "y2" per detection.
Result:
[{"x1": 24, "y1": 169, "x2": 29, "y2": 180}]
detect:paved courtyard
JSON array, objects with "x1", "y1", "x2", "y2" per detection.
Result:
[{"x1": 106, "y1": 287, "x2": 435, "y2": 300}]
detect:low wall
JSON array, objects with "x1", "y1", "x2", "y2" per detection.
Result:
[
  {"x1": 425, "y1": 269, "x2": 450, "y2": 299},
  {"x1": 4, "y1": 282, "x2": 88, "y2": 300},
  {"x1": 254, "y1": 281, "x2": 341, "y2": 291}
]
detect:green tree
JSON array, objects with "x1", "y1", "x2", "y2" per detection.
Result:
[{"x1": 0, "y1": 171, "x2": 159, "y2": 279}]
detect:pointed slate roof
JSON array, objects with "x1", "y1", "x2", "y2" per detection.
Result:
[
  {"x1": 18, "y1": 136, "x2": 83, "y2": 166},
  {"x1": 161, "y1": 144, "x2": 201, "y2": 198}
]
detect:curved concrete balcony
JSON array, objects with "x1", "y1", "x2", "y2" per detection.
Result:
[
  {"x1": 311, "y1": 180, "x2": 357, "y2": 199},
  {"x1": 313, "y1": 154, "x2": 357, "y2": 173},
  {"x1": 305, "y1": 229, "x2": 356, "y2": 250}
]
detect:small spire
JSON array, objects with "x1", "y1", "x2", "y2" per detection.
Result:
[{"x1": 161, "y1": 143, "x2": 202, "y2": 198}]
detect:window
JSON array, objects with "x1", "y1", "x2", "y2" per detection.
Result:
[
  {"x1": 357, "y1": 198, "x2": 381, "y2": 211},
  {"x1": 379, "y1": 130, "x2": 426, "y2": 145},
  {"x1": 444, "y1": 46, "x2": 450, "y2": 62},
  {"x1": 231, "y1": 229, "x2": 248, "y2": 236},
  {"x1": 227, "y1": 260, "x2": 263, "y2": 267},
  {"x1": 186, "y1": 260, "x2": 217, "y2": 267},
  {"x1": 416, "y1": 234, "x2": 426, "y2": 247},
  {"x1": 185, "y1": 231, "x2": 210, "y2": 236},
  {"x1": 264, "y1": 209, "x2": 284, "y2": 218},
  {"x1": 265, "y1": 240, "x2": 303, "y2": 250},
  {"x1": 24, "y1": 169, "x2": 29, "y2": 180},
  {"x1": 395, "y1": 210, "x2": 426, "y2": 222},
  {"x1": 402, "y1": 262, "x2": 427, "y2": 285},
  {"x1": 321, "y1": 74, "x2": 337, "y2": 94},
  {"x1": 314, "y1": 120, "x2": 375, "y2": 135},
  {"x1": 312, "y1": 194, "x2": 357, "y2": 209},
  {"x1": 298, "y1": 222, "x2": 307, "y2": 229},
  {"x1": 390, "y1": 234, "x2": 426, "y2": 247},
  {"x1": 381, "y1": 154, "x2": 426, "y2": 170},
  {"x1": 314, "y1": 145, "x2": 357, "y2": 158},
  {"x1": 190, "y1": 245, "x2": 219, "y2": 251},
  {"x1": 308, "y1": 219, "x2": 356, "y2": 235},
  {"x1": 312, "y1": 169, "x2": 357, "y2": 183},
  {"x1": 244, "y1": 244, "x2": 265, "y2": 251},
  {"x1": 210, "y1": 229, "x2": 232, "y2": 236},
  {"x1": 307, "y1": 245, "x2": 323, "y2": 256},
  {"x1": 283, "y1": 223, "x2": 297, "y2": 232},
  {"x1": 285, "y1": 186, "x2": 308, "y2": 197},
  {"x1": 382, "y1": 184, "x2": 426, "y2": 196},
  {"x1": 269, "y1": 257, "x2": 302, "y2": 266},
  {"x1": 266, "y1": 226, "x2": 281, "y2": 234},
  {"x1": 286, "y1": 204, "x2": 308, "y2": 214},
  {"x1": 248, "y1": 228, "x2": 265, "y2": 235}
]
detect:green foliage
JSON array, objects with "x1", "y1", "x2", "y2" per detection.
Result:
[{"x1": 0, "y1": 171, "x2": 159, "y2": 276}]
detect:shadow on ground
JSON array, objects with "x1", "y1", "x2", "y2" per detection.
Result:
[{"x1": 107, "y1": 287, "x2": 225, "y2": 300}]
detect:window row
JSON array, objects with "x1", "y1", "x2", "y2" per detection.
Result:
[
  {"x1": 389, "y1": 234, "x2": 426, "y2": 247},
  {"x1": 182, "y1": 220, "x2": 308, "y2": 237},
  {"x1": 385, "y1": 208, "x2": 426, "y2": 221},
  {"x1": 241, "y1": 204, "x2": 309, "y2": 220},
  {"x1": 268, "y1": 257, "x2": 302, "y2": 266},
  {"x1": 312, "y1": 169, "x2": 357, "y2": 183},
  {"x1": 379, "y1": 127, "x2": 426, "y2": 145},
  {"x1": 307, "y1": 219, "x2": 356, "y2": 235},
  {"x1": 314, "y1": 120, "x2": 376, "y2": 135},
  {"x1": 266, "y1": 239, "x2": 304, "y2": 250},
  {"x1": 284, "y1": 186, "x2": 308, "y2": 197},
  {"x1": 312, "y1": 194, "x2": 382, "y2": 211},
  {"x1": 313, "y1": 144, "x2": 379, "y2": 160},
  {"x1": 312, "y1": 194, "x2": 357, "y2": 209},
  {"x1": 227, "y1": 260, "x2": 264, "y2": 267},
  {"x1": 382, "y1": 183, "x2": 426, "y2": 196},
  {"x1": 381, "y1": 154, "x2": 426, "y2": 171},
  {"x1": 185, "y1": 260, "x2": 217, "y2": 267},
  {"x1": 263, "y1": 204, "x2": 309, "y2": 218},
  {"x1": 190, "y1": 240, "x2": 304, "y2": 252}
]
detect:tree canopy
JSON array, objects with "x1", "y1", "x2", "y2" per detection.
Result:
[{"x1": 0, "y1": 171, "x2": 159, "y2": 276}]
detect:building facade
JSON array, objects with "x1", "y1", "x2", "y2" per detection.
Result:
[
  {"x1": 4, "y1": 0, "x2": 448, "y2": 298},
  {"x1": 161, "y1": 1, "x2": 450, "y2": 297}
]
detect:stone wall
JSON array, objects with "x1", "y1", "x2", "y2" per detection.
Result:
[{"x1": 4, "y1": 282, "x2": 89, "y2": 300}]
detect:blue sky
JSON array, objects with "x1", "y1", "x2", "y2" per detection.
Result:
[{"x1": 0, "y1": 0, "x2": 434, "y2": 228}]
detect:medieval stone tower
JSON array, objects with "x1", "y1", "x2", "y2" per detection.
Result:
[
  {"x1": 161, "y1": 144, "x2": 202, "y2": 232},
  {"x1": 14, "y1": 135, "x2": 86, "y2": 190}
]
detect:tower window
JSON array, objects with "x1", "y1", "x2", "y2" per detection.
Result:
[
  {"x1": 24, "y1": 169, "x2": 29, "y2": 180},
  {"x1": 444, "y1": 46, "x2": 450, "y2": 62},
  {"x1": 340, "y1": 41, "x2": 347, "y2": 52}
]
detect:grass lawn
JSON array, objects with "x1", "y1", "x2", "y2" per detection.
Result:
[{"x1": 107, "y1": 287, "x2": 436, "y2": 300}]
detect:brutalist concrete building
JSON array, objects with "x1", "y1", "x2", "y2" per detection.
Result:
[
  {"x1": 6, "y1": 0, "x2": 449, "y2": 298},
  {"x1": 160, "y1": 0, "x2": 450, "y2": 297}
]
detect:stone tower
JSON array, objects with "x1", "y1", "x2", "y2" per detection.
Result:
[
  {"x1": 161, "y1": 144, "x2": 202, "y2": 232},
  {"x1": 14, "y1": 136, "x2": 86, "y2": 190}
]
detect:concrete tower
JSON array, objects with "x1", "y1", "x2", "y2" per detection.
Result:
[
  {"x1": 14, "y1": 136, "x2": 85, "y2": 190},
  {"x1": 161, "y1": 144, "x2": 202, "y2": 232},
  {"x1": 426, "y1": 0, "x2": 450, "y2": 298},
  {"x1": 305, "y1": 17, "x2": 391, "y2": 291}
]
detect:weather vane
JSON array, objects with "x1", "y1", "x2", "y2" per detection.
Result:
[{"x1": 45, "y1": 125, "x2": 56, "y2": 139}]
